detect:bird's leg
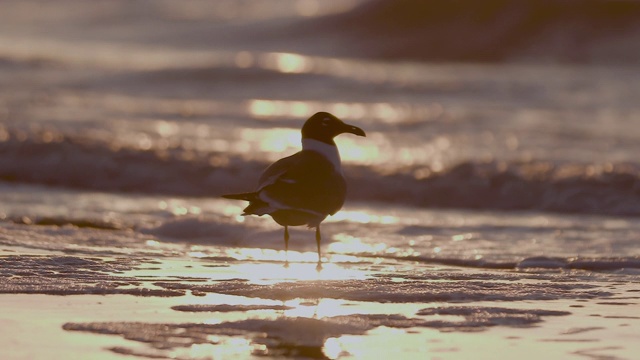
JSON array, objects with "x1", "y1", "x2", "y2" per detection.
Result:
[
  {"x1": 284, "y1": 225, "x2": 290, "y2": 268},
  {"x1": 315, "y1": 226, "x2": 322, "y2": 271}
]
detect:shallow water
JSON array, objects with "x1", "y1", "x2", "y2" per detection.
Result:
[
  {"x1": 1, "y1": 183, "x2": 639, "y2": 359},
  {"x1": 1, "y1": 1, "x2": 639, "y2": 359}
]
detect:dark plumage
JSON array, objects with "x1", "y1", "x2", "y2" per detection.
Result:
[{"x1": 223, "y1": 112, "x2": 366, "y2": 269}]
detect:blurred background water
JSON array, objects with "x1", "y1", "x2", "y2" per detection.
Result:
[{"x1": 2, "y1": 0, "x2": 640, "y2": 215}]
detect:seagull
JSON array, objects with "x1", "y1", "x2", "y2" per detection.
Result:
[{"x1": 222, "y1": 112, "x2": 366, "y2": 269}]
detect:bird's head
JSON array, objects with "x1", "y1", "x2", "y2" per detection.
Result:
[{"x1": 301, "y1": 112, "x2": 366, "y2": 145}]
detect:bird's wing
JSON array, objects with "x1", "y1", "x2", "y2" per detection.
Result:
[
  {"x1": 258, "y1": 151, "x2": 346, "y2": 216},
  {"x1": 257, "y1": 153, "x2": 301, "y2": 191}
]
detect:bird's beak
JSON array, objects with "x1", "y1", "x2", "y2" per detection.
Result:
[{"x1": 343, "y1": 124, "x2": 366, "y2": 137}]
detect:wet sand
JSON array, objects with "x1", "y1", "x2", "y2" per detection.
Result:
[{"x1": 1, "y1": 245, "x2": 639, "y2": 359}]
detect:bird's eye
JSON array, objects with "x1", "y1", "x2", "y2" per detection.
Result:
[{"x1": 322, "y1": 118, "x2": 331, "y2": 126}]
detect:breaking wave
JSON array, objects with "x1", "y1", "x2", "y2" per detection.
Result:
[
  {"x1": 308, "y1": 0, "x2": 640, "y2": 63},
  {"x1": 2, "y1": 129, "x2": 640, "y2": 216}
]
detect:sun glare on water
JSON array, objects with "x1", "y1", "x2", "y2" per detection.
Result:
[
  {"x1": 239, "y1": 126, "x2": 379, "y2": 164},
  {"x1": 241, "y1": 128, "x2": 301, "y2": 153},
  {"x1": 330, "y1": 210, "x2": 398, "y2": 224},
  {"x1": 240, "y1": 262, "x2": 367, "y2": 283},
  {"x1": 184, "y1": 246, "x2": 368, "y2": 283}
]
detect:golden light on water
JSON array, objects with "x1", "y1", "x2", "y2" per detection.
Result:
[
  {"x1": 242, "y1": 97, "x2": 451, "y2": 168},
  {"x1": 187, "y1": 338, "x2": 253, "y2": 359},
  {"x1": 324, "y1": 336, "x2": 364, "y2": 360},
  {"x1": 249, "y1": 99, "x2": 287, "y2": 118},
  {"x1": 329, "y1": 234, "x2": 388, "y2": 254},
  {"x1": 240, "y1": 128, "x2": 300, "y2": 154},
  {"x1": 216, "y1": 261, "x2": 368, "y2": 284},
  {"x1": 266, "y1": 52, "x2": 311, "y2": 73},
  {"x1": 181, "y1": 242, "x2": 370, "y2": 283},
  {"x1": 154, "y1": 120, "x2": 179, "y2": 137},
  {"x1": 46, "y1": 92, "x2": 442, "y2": 169},
  {"x1": 330, "y1": 210, "x2": 398, "y2": 225},
  {"x1": 237, "y1": 126, "x2": 382, "y2": 165},
  {"x1": 247, "y1": 98, "x2": 440, "y2": 124},
  {"x1": 247, "y1": 99, "x2": 315, "y2": 120},
  {"x1": 334, "y1": 137, "x2": 373, "y2": 163},
  {"x1": 323, "y1": 337, "x2": 344, "y2": 359}
]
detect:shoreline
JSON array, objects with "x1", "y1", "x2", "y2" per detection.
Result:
[{"x1": 1, "y1": 248, "x2": 638, "y2": 359}]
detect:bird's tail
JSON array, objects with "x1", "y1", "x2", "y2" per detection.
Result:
[
  {"x1": 222, "y1": 192, "x2": 271, "y2": 216},
  {"x1": 221, "y1": 192, "x2": 258, "y2": 201}
]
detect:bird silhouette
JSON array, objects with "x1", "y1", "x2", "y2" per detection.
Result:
[{"x1": 223, "y1": 112, "x2": 366, "y2": 269}]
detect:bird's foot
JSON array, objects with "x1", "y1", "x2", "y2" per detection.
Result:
[
  {"x1": 283, "y1": 260, "x2": 290, "y2": 269},
  {"x1": 315, "y1": 262, "x2": 323, "y2": 271}
]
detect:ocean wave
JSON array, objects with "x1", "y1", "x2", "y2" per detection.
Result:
[
  {"x1": 348, "y1": 161, "x2": 640, "y2": 216},
  {"x1": 306, "y1": 0, "x2": 640, "y2": 63},
  {"x1": 1, "y1": 130, "x2": 639, "y2": 216}
]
